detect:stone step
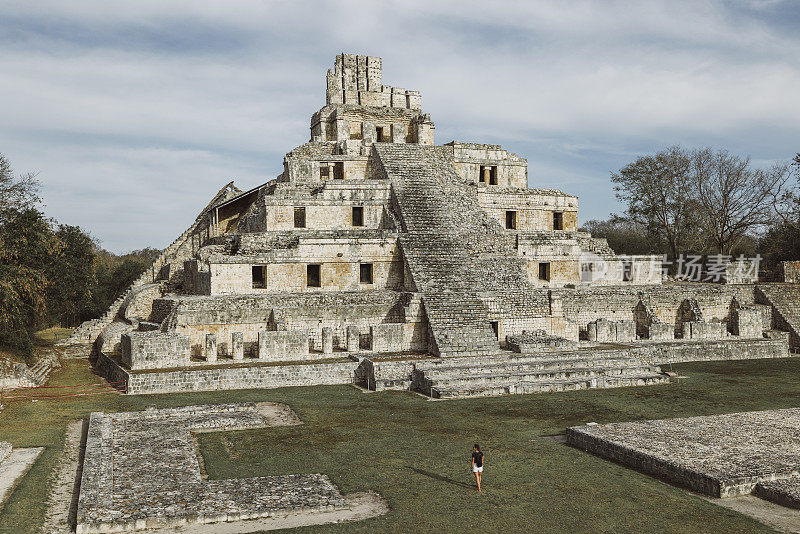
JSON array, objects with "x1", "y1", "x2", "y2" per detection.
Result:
[
  {"x1": 420, "y1": 356, "x2": 646, "y2": 377},
  {"x1": 374, "y1": 378, "x2": 412, "y2": 391},
  {"x1": 415, "y1": 349, "x2": 635, "y2": 370},
  {"x1": 377, "y1": 143, "x2": 529, "y2": 357},
  {"x1": 424, "y1": 365, "x2": 661, "y2": 389},
  {"x1": 431, "y1": 373, "x2": 669, "y2": 399}
]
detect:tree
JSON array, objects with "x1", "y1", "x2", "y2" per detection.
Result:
[
  {"x1": 773, "y1": 153, "x2": 800, "y2": 229},
  {"x1": 0, "y1": 207, "x2": 61, "y2": 357},
  {"x1": 47, "y1": 225, "x2": 97, "y2": 326},
  {"x1": 758, "y1": 222, "x2": 800, "y2": 278},
  {"x1": 0, "y1": 153, "x2": 39, "y2": 210},
  {"x1": 579, "y1": 218, "x2": 662, "y2": 255},
  {"x1": 611, "y1": 146, "x2": 698, "y2": 259},
  {"x1": 691, "y1": 148, "x2": 790, "y2": 254}
]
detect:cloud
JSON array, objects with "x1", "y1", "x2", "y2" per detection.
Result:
[{"x1": 0, "y1": 0, "x2": 798, "y2": 251}]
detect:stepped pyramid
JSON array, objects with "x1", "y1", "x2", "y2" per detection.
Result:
[{"x1": 75, "y1": 54, "x2": 792, "y2": 397}]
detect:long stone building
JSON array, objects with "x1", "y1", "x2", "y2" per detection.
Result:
[{"x1": 64, "y1": 54, "x2": 800, "y2": 397}]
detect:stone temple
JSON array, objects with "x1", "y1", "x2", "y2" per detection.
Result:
[{"x1": 62, "y1": 53, "x2": 800, "y2": 397}]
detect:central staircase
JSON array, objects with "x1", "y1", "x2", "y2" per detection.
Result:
[
  {"x1": 376, "y1": 144, "x2": 530, "y2": 357},
  {"x1": 375, "y1": 143, "x2": 670, "y2": 397}
]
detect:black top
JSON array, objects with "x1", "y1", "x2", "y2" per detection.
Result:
[{"x1": 472, "y1": 451, "x2": 483, "y2": 467}]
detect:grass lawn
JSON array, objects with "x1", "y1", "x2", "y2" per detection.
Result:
[
  {"x1": 1, "y1": 358, "x2": 800, "y2": 533},
  {"x1": 34, "y1": 327, "x2": 75, "y2": 346}
]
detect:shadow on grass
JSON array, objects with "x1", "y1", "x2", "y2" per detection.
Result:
[{"x1": 406, "y1": 466, "x2": 473, "y2": 489}]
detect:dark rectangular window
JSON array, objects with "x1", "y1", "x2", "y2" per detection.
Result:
[
  {"x1": 352, "y1": 206, "x2": 364, "y2": 227},
  {"x1": 376, "y1": 126, "x2": 385, "y2": 142},
  {"x1": 489, "y1": 166, "x2": 498, "y2": 185},
  {"x1": 479, "y1": 165, "x2": 487, "y2": 183},
  {"x1": 319, "y1": 164, "x2": 329, "y2": 180},
  {"x1": 505, "y1": 210, "x2": 517, "y2": 230},
  {"x1": 333, "y1": 161, "x2": 344, "y2": 180},
  {"x1": 622, "y1": 261, "x2": 633, "y2": 282},
  {"x1": 360, "y1": 263, "x2": 374, "y2": 284},
  {"x1": 538, "y1": 262, "x2": 551, "y2": 282},
  {"x1": 490, "y1": 321, "x2": 499, "y2": 339},
  {"x1": 307, "y1": 264, "x2": 321, "y2": 288},
  {"x1": 252, "y1": 265, "x2": 266, "y2": 289},
  {"x1": 294, "y1": 207, "x2": 306, "y2": 228},
  {"x1": 553, "y1": 211, "x2": 564, "y2": 231}
]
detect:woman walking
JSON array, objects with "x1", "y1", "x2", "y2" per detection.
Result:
[{"x1": 471, "y1": 443, "x2": 484, "y2": 492}]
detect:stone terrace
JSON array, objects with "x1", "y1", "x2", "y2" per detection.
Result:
[
  {"x1": 566, "y1": 408, "x2": 800, "y2": 499},
  {"x1": 76, "y1": 403, "x2": 347, "y2": 533},
  {"x1": 755, "y1": 477, "x2": 800, "y2": 509}
]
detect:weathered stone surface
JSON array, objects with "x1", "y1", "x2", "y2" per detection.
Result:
[
  {"x1": 755, "y1": 477, "x2": 800, "y2": 509},
  {"x1": 121, "y1": 331, "x2": 190, "y2": 370},
  {"x1": 567, "y1": 408, "x2": 800, "y2": 498},
  {"x1": 783, "y1": 261, "x2": 800, "y2": 283},
  {"x1": 506, "y1": 330, "x2": 577, "y2": 352},
  {"x1": 76, "y1": 403, "x2": 348, "y2": 533}
]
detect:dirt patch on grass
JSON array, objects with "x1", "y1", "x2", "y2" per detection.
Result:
[{"x1": 40, "y1": 419, "x2": 85, "y2": 533}]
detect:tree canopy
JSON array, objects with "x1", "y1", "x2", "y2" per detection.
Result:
[
  {"x1": 0, "y1": 153, "x2": 154, "y2": 359},
  {"x1": 610, "y1": 146, "x2": 793, "y2": 258}
]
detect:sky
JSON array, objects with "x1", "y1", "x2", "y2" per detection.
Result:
[{"x1": 1, "y1": 0, "x2": 798, "y2": 253}]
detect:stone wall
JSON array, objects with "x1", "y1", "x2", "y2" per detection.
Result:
[
  {"x1": 325, "y1": 53, "x2": 421, "y2": 110},
  {"x1": 121, "y1": 332, "x2": 190, "y2": 370},
  {"x1": 783, "y1": 261, "x2": 800, "y2": 283},
  {"x1": 159, "y1": 290, "x2": 426, "y2": 358},
  {"x1": 117, "y1": 357, "x2": 361, "y2": 394},
  {"x1": 556, "y1": 284, "x2": 756, "y2": 338},
  {"x1": 587, "y1": 319, "x2": 636, "y2": 342},
  {"x1": 476, "y1": 189, "x2": 578, "y2": 230},
  {"x1": 632, "y1": 336, "x2": 788, "y2": 365},
  {"x1": 118, "y1": 283, "x2": 162, "y2": 322},
  {"x1": 0, "y1": 357, "x2": 37, "y2": 389}
]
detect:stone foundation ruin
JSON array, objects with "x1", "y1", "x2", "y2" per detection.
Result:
[
  {"x1": 75, "y1": 403, "x2": 385, "y2": 533},
  {"x1": 567, "y1": 409, "x2": 800, "y2": 508},
  {"x1": 59, "y1": 53, "x2": 800, "y2": 398}
]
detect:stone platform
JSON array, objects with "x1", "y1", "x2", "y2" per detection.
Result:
[
  {"x1": 76, "y1": 403, "x2": 358, "y2": 533},
  {"x1": 406, "y1": 336, "x2": 788, "y2": 399},
  {"x1": 0, "y1": 441, "x2": 43, "y2": 512},
  {"x1": 567, "y1": 408, "x2": 800, "y2": 499},
  {"x1": 755, "y1": 477, "x2": 800, "y2": 510}
]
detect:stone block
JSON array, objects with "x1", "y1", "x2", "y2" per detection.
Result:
[
  {"x1": 587, "y1": 319, "x2": 636, "y2": 342},
  {"x1": 732, "y1": 305, "x2": 770, "y2": 338},
  {"x1": 205, "y1": 334, "x2": 217, "y2": 362},
  {"x1": 346, "y1": 326, "x2": 360, "y2": 353},
  {"x1": 257, "y1": 330, "x2": 309, "y2": 362},
  {"x1": 782, "y1": 261, "x2": 800, "y2": 283},
  {"x1": 321, "y1": 327, "x2": 334, "y2": 354},
  {"x1": 121, "y1": 332, "x2": 190, "y2": 370},
  {"x1": 232, "y1": 332, "x2": 244, "y2": 360},
  {"x1": 370, "y1": 323, "x2": 404, "y2": 353},
  {"x1": 687, "y1": 321, "x2": 728, "y2": 340},
  {"x1": 649, "y1": 322, "x2": 674, "y2": 341}
]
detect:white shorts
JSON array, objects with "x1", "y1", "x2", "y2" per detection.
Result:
[{"x1": 472, "y1": 465, "x2": 483, "y2": 473}]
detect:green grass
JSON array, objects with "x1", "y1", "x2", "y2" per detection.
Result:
[
  {"x1": 34, "y1": 327, "x2": 74, "y2": 346},
  {"x1": 2, "y1": 358, "x2": 800, "y2": 533}
]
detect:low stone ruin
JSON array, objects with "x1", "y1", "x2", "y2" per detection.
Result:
[
  {"x1": 506, "y1": 330, "x2": 577, "y2": 352},
  {"x1": 567, "y1": 408, "x2": 800, "y2": 505},
  {"x1": 76, "y1": 403, "x2": 384, "y2": 533}
]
